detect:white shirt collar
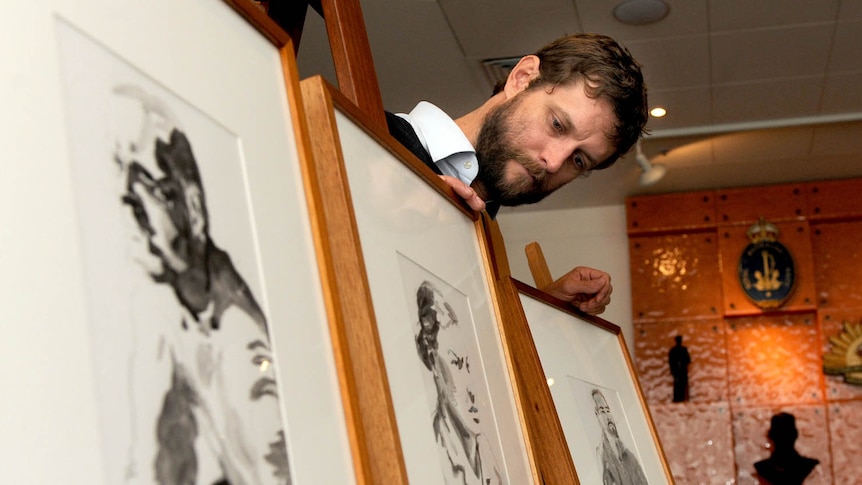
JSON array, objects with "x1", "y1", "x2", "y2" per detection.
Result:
[
  {"x1": 397, "y1": 102, "x2": 500, "y2": 217},
  {"x1": 398, "y1": 101, "x2": 475, "y2": 162}
]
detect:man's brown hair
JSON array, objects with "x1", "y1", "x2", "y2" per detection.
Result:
[{"x1": 496, "y1": 33, "x2": 649, "y2": 169}]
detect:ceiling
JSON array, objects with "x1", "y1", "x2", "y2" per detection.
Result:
[{"x1": 295, "y1": 0, "x2": 862, "y2": 211}]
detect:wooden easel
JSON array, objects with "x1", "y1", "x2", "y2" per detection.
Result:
[
  {"x1": 257, "y1": 2, "x2": 577, "y2": 483},
  {"x1": 525, "y1": 241, "x2": 554, "y2": 290},
  {"x1": 226, "y1": 2, "x2": 401, "y2": 484},
  {"x1": 265, "y1": 0, "x2": 385, "y2": 131}
]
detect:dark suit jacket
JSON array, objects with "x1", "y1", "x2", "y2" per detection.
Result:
[{"x1": 385, "y1": 111, "x2": 439, "y2": 174}]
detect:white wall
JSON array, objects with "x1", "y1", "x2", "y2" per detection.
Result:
[{"x1": 496, "y1": 204, "x2": 634, "y2": 353}]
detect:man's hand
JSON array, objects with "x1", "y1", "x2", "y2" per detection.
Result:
[
  {"x1": 441, "y1": 175, "x2": 485, "y2": 212},
  {"x1": 542, "y1": 266, "x2": 612, "y2": 315}
]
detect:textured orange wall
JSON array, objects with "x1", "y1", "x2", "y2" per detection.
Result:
[{"x1": 626, "y1": 178, "x2": 862, "y2": 485}]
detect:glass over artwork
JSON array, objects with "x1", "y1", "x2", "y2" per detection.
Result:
[
  {"x1": 516, "y1": 281, "x2": 672, "y2": 484},
  {"x1": 398, "y1": 255, "x2": 506, "y2": 484},
  {"x1": 57, "y1": 21, "x2": 290, "y2": 484},
  {"x1": 568, "y1": 378, "x2": 648, "y2": 485}
]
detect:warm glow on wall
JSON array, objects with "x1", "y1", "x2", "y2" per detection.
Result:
[{"x1": 726, "y1": 314, "x2": 821, "y2": 406}]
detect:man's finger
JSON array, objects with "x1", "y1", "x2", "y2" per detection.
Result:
[
  {"x1": 441, "y1": 175, "x2": 485, "y2": 211},
  {"x1": 571, "y1": 277, "x2": 606, "y2": 294}
]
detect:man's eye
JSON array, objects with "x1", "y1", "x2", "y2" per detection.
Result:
[
  {"x1": 552, "y1": 117, "x2": 564, "y2": 133},
  {"x1": 161, "y1": 187, "x2": 177, "y2": 200},
  {"x1": 574, "y1": 154, "x2": 585, "y2": 170}
]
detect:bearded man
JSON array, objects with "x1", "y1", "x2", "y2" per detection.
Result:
[{"x1": 386, "y1": 33, "x2": 648, "y2": 316}]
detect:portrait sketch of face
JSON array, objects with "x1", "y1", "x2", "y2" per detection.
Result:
[
  {"x1": 56, "y1": 22, "x2": 290, "y2": 484},
  {"x1": 398, "y1": 254, "x2": 507, "y2": 485},
  {"x1": 568, "y1": 377, "x2": 645, "y2": 485}
]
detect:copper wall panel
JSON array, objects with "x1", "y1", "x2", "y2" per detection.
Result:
[
  {"x1": 731, "y1": 405, "x2": 831, "y2": 485},
  {"x1": 718, "y1": 221, "x2": 817, "y2": 316},
  {"x1": 626, "y1": 190, "x2": 717, "y2": 234},
  {"x1": 828, "y1": 401, "x2": 862, "y2": 485},
  {"x1": 629, "y1": 232, "x2": 722, "y2": 322},
  {"x1": 635, "y1": 319, "x2": 728, "y2": 405},
  {"x1": 819, "y1": 309, "x2": 862, "y2": 402},
  {"x1": 811, "y1": 220, "x2": 862, "y2": 308},
  {"x1": 649, "y1": 402, "x2": 735, "y2": 485},
  {"x1": 725, "y1": 313, "x2": 823, "y2": 406},
  {"x1": 715, "y1": 183, "x2": 808, "y2": 225},
  {"x1": 806, "y1": 178, "x2": 862, "y2": 220},
  {"x1": 630, "y1": 178, "x2": 862, "y2": 483}
]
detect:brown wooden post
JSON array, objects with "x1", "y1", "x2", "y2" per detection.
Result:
[
  {"x1": 268, "y1": 0, "x2": 387, "y2": 131},
  {"x1": 317, "y1": 0, "x2": 387, "y2": 131},
  {"x1": 525, "y1": 241, "x2": 554, "y2": 290}
]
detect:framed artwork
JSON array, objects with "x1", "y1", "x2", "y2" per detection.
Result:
[
  {"x1": 1, "y1": 1, "x2": 354, "y2": 483},
  {"x1": 512, "y1": 279, "x2": 674, "y2": 484},
  {"x1": 300, "y1": 76, "x2": 537, "y2": 485}
]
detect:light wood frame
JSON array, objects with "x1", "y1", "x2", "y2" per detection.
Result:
[
  {"x1": 299, "y1": 74, "x2": 553, "y2": 484},
  {"x1": 509, "y1": 278, "x2": 674, "y2": 484},
  {"x1": 1, "y1": 0, "x2": 355, "y2": 483}
]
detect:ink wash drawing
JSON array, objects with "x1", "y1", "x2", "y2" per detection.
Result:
[{"x1": 57, "y1": 21, "x2": 290, "y2": 484}]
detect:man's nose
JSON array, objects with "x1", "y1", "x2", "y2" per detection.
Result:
[{"x1": 542, "y1": 140, "x2": 573, "y2": 173}]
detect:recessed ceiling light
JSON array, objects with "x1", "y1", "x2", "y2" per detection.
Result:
[
  {"x1": 613, "y1": 0, "x2": 670, "y2": 25},
  {"x1": 650, "y1": 107, "x2": 667, "y2": 118}
]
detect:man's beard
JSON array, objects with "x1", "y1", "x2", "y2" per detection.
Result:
[
  {"x1": 474, "y1": 97, "x2": 552, "y2": 206},
  {"x1": 607, "y1": 420, "x2": 619, "y2": 439}
]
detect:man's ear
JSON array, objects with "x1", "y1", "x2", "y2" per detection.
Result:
[{"x1": 503, "y1": 55, "x2": 540, "y2": 98}]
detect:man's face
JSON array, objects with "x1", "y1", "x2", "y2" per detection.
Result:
[
  {"x1": 418, "y1": 286, "x2": 457, "y2": 334},
  {"x1": 431, "y1": 290, "x2": 457, "y2": 330},
  {"x1": 474, "y1": 79, "x2": 617, "y2": 206},
  {"x1": 430, "y1": 291, "x2": 480, "y2": 428},
  {"x1": 123, "y1": 165, "x2": 191, "y2": 277},
  {"x1": 593, "y1": 391, "x2": 619, "y2": 439}
]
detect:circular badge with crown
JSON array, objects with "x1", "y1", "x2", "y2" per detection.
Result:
[{"x1": 738, "y1": 218, "x2": 796, "y2": 308}]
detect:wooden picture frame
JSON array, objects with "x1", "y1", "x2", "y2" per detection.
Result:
[
  {"x1": 299, "y1": 75, "x2": 541, "y2": 485},
  {"x1": 1, "y1": 1, "x2": 354, "y2": 483},
  {"x1": 509, "y1": 279, "x2": 674, "y2": 484}
]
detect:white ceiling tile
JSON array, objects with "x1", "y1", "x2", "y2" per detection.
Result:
[
  {"x1": 575, "y1": 0, "x2": 709, "y2": 41},
  {"x1": 839, "y1": 0, "x2": 862, "y2": 18},
  {"x1": 828, "y1": 20, "x2": 862, "y2": 73},
  {"x1": 438, "y1": 0, "x2": 580, "y2": 59},
  {"x1": 712, "y1": 78, "x2": 823, "y2": 124},
  {"x1": 822, "y1": 72, "x2": 862, "y2": 115},
  {"x1": 642, "y1": 133, "x2": 711, "y2": 153},
  {"x1": 709, "y1": 0, "x2": 840, "y2": 31},
  {"x1": 645, "y1": 135, "x2": 715, "y2": 168},
  {"x1": 712, "y1": 126, "x2": 814, "y2": 165},
  {"x1": 732, "y1": 154, "x2": 862, "y2": 185},
  {"x1": 644, "y1": 87, "x2": 712, "y2": 130},
  {"x1": 625, "y1": 36, "x2": 711, "y2": 89},
  {"x1": 363, "y1": 0, "x2": 490, "y2": 114},
  {"x1": 812, "y1": 121, "x2": 862, "y2": 155},
  {"x1": 633, "y1": 162, "x2": 725, "y2": 194},
  {"x1": 711, "y1": 25, "x2": 833, "y2": 83}
]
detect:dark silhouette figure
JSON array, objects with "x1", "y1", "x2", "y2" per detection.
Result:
[
  {"x1": 754, "y1": 413, "x2": 819, "y2": 485},
  {"x1": 668, "y1": 335, "x2": 690, "y2": 402}
]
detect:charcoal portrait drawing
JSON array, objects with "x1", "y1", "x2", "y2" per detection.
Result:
[
  {"x1": 399, "y1": 256, "x2": 506, "y2": 485},
  {"x1": 114, "y1": 86, "x2": 290, "y2": 484},
  {"x1": 590, "y1": 388, "x2": 647, "y2": 485},
  {"x1": 57, "y1": 23, "x2": 290, "y2": 485},
  {"x1": 569, "y1": 378, "x2": 646, "y2": 485}
]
